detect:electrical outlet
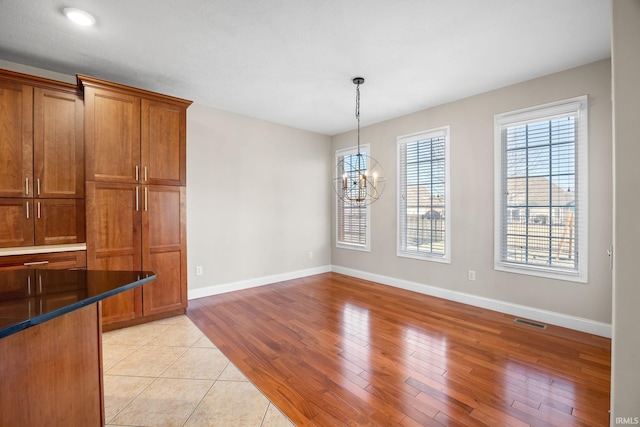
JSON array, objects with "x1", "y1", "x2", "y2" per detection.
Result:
[
  {"x1": 468, "y1": 270, "x2": 476, "y2": 281},
  {"x1": 308, "y1": 251, "x2": 314, "y2": 259},
  {"x1": 196, "y1": 266, "x2": 203, "y2": 276}
]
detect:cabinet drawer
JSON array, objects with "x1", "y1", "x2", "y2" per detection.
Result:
[
  {"x1": 0, "y1": 251, "x2": 87, "y2": 303},
  {"x1": 0, "y1": 251, "x2": 87, "y2": 270}
]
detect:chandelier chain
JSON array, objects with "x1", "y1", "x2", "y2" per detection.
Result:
[{"x1": 355, "y1": 81, "x2": 361, "y2": 154}]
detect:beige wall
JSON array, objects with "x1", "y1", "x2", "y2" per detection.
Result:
[
  {"x1": 186, "y1": 103, "x2": 332, "y2": 292},
  {"x1": 332, "y1": 59, "x2": 612, "y2": 326},
  {"x1": 611, "y1": 0, "x2": 640, "y2": 422}
]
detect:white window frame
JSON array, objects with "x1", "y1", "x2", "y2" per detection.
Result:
[
  {"x1": 397, "y1": 126, "x2": 451, "y2": 263},
  {"x1": 335, "y1": 144, "x2": 371, "y2": 252},
  {"x1": 494, "y1": 96, "x2": 588, "y2": 283}
]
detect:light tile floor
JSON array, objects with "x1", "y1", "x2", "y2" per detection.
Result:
[{"x1": 102, "y1": 315, "x2": 294, "y2": 427}]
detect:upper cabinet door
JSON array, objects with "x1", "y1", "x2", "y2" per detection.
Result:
[
  {"x1": 141, "y1": 99, "x2": 187, "y2": 186},
  {"x1": 33, "y1": 88, "x2": 84, "y2": 198},
  {"x1": 84, "y1": 86, "x2": 141, "y2": 183},
  {"x1": 0, "y1": 80, "x2": 33, "y2": 197}
]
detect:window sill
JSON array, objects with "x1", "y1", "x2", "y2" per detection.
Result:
[
  {"x1": 397, "y1": 251, "x2": 451, "y2": 264},
  {"x1": 336, "y1": 243, "x2": 370, "y2": 252},
  {"x1": 495, "y1": 262, "x2": 587, "y2": 283}
]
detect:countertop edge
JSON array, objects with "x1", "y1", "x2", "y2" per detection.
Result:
[{"x1": 0, "y1": 272, "x2": 156, "y2": 339}]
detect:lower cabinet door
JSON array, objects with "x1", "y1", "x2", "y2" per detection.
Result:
[
  {"x1": 101, "y1": 287, "x2": 142, "y2": 324},
  {"x1": 34, "y1": 198, "x2": 85, "y2": 245},
  {"x1": 0, "y1": 198, "x2": 33, "y2": 247},
  {"x1": 85, "y1": 182, "x2": 143, "y2": 325},
  {"x1": 142, "y1": 185, "x2": 186, "y2": 316}
]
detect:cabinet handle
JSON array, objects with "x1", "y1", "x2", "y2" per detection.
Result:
[
  {"x1": 37, "y1": 202, "x2": 41, "y2": 219},
  {"x1": 25, "y1": 177, "x2": 29, "y2": 195},
  {"x1": 135, "y1": 165, "x2": 139, "y2": 181},
  {"x1": 24, "y1": 261, "x2": 49, "y2": 266},
  {"x1": 27, "y1": 275, "x2": 31, "y2": 295},
  {"x1": 144, "y1": 166, "x2": 148, "y2": 182},
  {"x1": 144, "y1": 187, "x2": 148, "y2": 211},
  {"x1": 39, "y1": 273, "x2": 42, "y2": 293},
  {"x1": 26, "y1": 201, "x2": 29, "y2": 219},
  {"x1": 135, "y1": 186, "x2": 139, "y2": 211},
  {"x1": 37, "y1": 178, "x2": 40, "y2": 196}
]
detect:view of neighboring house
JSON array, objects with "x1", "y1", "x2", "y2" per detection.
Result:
[{"x1": 506, "y1": 176, "x2": 575, "y2": 268}]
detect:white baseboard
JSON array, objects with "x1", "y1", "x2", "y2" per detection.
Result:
[
  {"x1": 188, "y1": 265, "x2": 332, "y2": 300},
  {"x1": 332, "y1": 265, "x2": 612, "y2": 338},
  {"x1": 187, "y1": 264, "x2": 611, "y2": 338}
]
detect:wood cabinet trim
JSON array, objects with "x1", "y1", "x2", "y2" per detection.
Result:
[
  {"x1": 77, "y1": 74, "x2": 192, "y2": 108},
  {"x1": 0, "y1": 68, "x2": 81, "y2": 96}
]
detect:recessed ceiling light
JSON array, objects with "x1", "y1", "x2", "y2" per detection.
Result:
[{"x1": 63, "y1": 7, "x2": 96, "y2": 26}]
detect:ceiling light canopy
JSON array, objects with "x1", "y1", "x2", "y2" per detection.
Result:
[
  {"x1": 63, "y1": 7, "x2": 96, "y2": 26},
  {"x1": 333, "y1": 77, "x2": 386, "y2": 207}
]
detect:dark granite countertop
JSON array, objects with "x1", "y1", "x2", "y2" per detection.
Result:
[{"x1": 0, "y1": 269, "x2": 155, "y2": 338}]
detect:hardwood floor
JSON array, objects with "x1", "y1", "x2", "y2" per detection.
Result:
[{"x1": 187, "y1": 272, "x2": 611, "y2": 426}]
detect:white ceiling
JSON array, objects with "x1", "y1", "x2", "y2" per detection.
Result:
[{"x1": 0, "y1": 0, "x2": 610, "y2": 135}]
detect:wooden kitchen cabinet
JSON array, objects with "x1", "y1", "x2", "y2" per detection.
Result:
[
  {"x1": 141, "y1": 98, "x2": 187, "y2": 186},
  {"x1": 0, "y1": 69, "x2": 85, "y2": 249},
  {"x1": 33, "y1": 87, "x2": 84, "y2": 198},
  {"x1": 80, "y1": 75, "x2": 189, "y2": 186},
  {"x1": 0, "y1": 198, "x2": 33, "y2": 247},
  {"x1": 0, "y1": 251, "x2": 87, "y2": 271},
  {"x1": 85, "y1": 182, "x2": 142, "y2": 324},
  {"x1": 81, "y1": 75, "x2": 190, "y2": 329},
  {"x1": 85, "y1": 182, "x2": 186, "y2": 329},
  {"x1": 0, "y1": 198, "x2": 85, "y2": 247},
  {"x1": 0, "y1": 72, "x2": 83, "y2": 199},
  {"x1": 83, "y1": 85, "x2": 141, "y2": 183},
  {"x1": 142, "y1": 185, "x2": 187, "y2": 316},
  {"x1": 0, "y1": 78, "x2": 32, "y2": 198},
  {"x1": 0, "y1": 250, "x2": 87, "y2": 300},
  {"x1": 34, "y1": 199, "x2": 85, "y2": 245}
]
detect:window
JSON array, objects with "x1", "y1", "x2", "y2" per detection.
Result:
[
  {"x1": 494, "y1": 96, "x2": 588, "y2": 282},
  {"x1": 336, "y1": 145, "x2": 370, "y2": 251},
  {"x1": 397, "y1": 127, "x2": 450, "y2": 262}
]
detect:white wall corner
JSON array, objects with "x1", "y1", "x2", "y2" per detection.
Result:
[{"x1": 331, "y1": 265, "x2": 612, "y2": 338}]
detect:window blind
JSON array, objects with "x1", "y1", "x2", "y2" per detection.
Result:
[
  {"x1": 398, "y1": 127, "x2": 450, "y2": 261},
  {"x1": 495, "y1": 96, "x2": 588, "y2": 281},
  {"x1": 336, "y1": 147, "x2": 369, "y2": 249}
]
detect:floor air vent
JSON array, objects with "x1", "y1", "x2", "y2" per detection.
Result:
[{"x1": 514, "y1": 318, "x2": 547, "y2": 329}]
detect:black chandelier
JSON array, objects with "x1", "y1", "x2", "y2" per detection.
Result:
[{"x1": 333, "y1": 77, "x2": 385, "y2": 207}]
